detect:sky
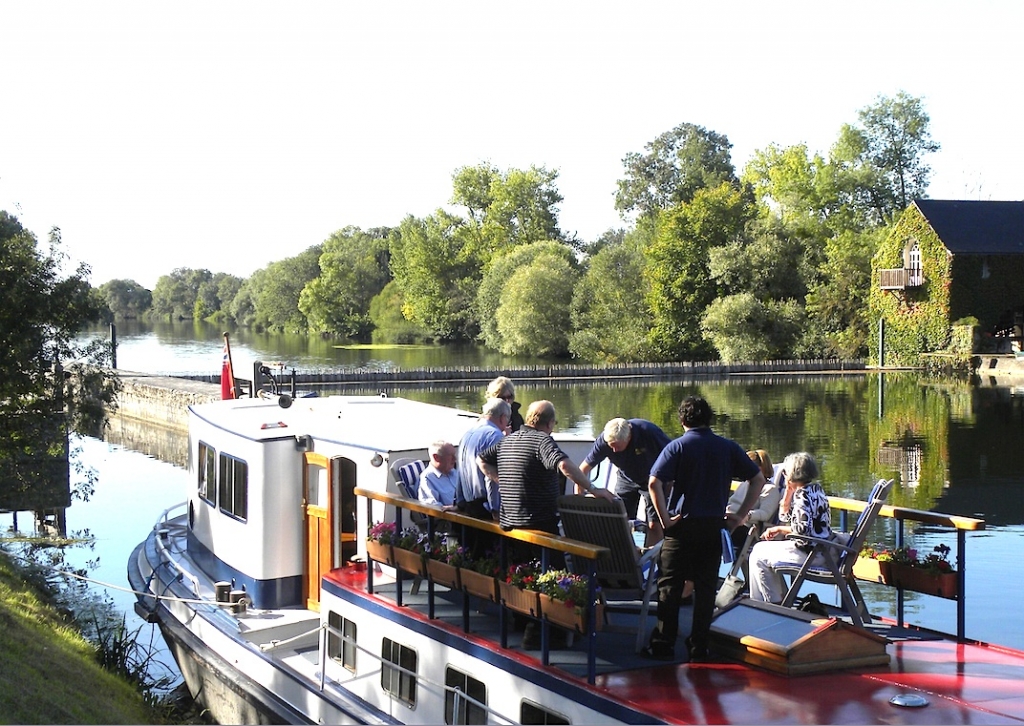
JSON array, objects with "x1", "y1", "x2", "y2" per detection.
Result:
[{"x1": 2, "y1": 1, "x2": 1022, "y2": 291}]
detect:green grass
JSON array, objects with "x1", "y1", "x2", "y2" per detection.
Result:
[{"x1": 0, "y1": 550, "x2": 172, "y2": 724}]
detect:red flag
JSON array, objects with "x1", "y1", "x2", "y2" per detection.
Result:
[{"x1": 220, "y1": 335, "x2": 236, "y2": 400}]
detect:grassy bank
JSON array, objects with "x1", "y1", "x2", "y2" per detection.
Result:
[{"x1": 0, "y1": 550, "x2": 171, "y2": 724}]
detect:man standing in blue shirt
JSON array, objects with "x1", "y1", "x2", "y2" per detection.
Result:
[
  {"x1": 644, "y1": 396, "x2": 765, "y2": 663},
  {"x1": 579, "y1": 417, "x2": 671, "y2": 546},
  {"x1": 456, "y1": 398, "x2": 511, "y2": 521}
]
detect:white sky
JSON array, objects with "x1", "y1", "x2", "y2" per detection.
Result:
[{"x1": 2, "y1": 1, "x2": 1022, "y2": 290}]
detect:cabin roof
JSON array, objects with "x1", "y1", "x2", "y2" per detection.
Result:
[
  {"x1": 190, "y1": 395, "x2": 481, "y2": 453},
  {"x1": 915, "y1": 199, "x2": 1024, "y2": 255}
]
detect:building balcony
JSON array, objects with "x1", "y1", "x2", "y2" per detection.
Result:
[{"x1": 879, "y1": 268, "x2": 923, "y2": 290}]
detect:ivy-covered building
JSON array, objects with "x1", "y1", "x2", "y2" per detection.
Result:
[{"x1": 870, "y1": 199, "x2": 1024, "y2": 366}]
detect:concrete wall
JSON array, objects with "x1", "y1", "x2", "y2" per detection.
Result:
[{"x1": 114, "y1": 371, "x2": 220, "y2": 434}]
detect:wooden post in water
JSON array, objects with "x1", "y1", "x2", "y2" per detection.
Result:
[{"x1": 110, "y1": 323, "x2": 117, "y2": 369}]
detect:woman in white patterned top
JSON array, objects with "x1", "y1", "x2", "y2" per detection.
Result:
[{"x1": 747, "y1": 452, "x2": 840, "y2": 604}]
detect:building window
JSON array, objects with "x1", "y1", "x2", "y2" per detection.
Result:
[
  {"x1": 218, "y1": 454, "x2": 248, "y2": 520},
  {"x1": 327, "y1": 611, "x2": 357, "y2": 671},
  {"x1": 198, "y1": 442, "x2": 216, "y2": 506},
  {"x1": 521, "y1": 701, "x2": 570, "y2": 725},
  {"x1": 381, "y1": 638, "x2": 417, "y2": 707},
  {"x1": 444, "y1": 667, "x2": 487, "y2": 724},
  {"x1": 907, "y1": 240, "x2": 923, "y2": 286}
]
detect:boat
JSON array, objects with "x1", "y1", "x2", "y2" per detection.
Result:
[{"x1": 128, "y1": 392, "x2": 1024, "y2": 724}]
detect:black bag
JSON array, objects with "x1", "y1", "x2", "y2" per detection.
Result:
[{"x1": 798, "y1": 592, "x2": 829, "y2": 617}]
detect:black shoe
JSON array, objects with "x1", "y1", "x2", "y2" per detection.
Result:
[
  {"x1": 685, "y1": 637, "x2": 710, "y2": 663},
  {"x1": 640, "y1": 645, "x2": 675, "y2": 661}
]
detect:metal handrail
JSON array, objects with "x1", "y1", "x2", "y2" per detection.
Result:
[{"x1": 154, "y1": 501, "x2": 201, "y2": 599}]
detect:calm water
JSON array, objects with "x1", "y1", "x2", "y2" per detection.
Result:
[{"x1": 3, "y1": 322, "x2": 1022, "y2": 691}]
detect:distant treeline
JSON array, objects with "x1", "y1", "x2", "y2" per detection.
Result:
[{"x1": 92, "y1": 92, "x2": 939, "y2": 364}]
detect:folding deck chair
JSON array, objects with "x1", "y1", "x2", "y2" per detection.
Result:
[
  {"x1": 775, "y1": 478, "x2": 894, "y2": 628},
  {"x1": 389, "y1": 457, "x2": 429, "y2": 593},
  {"x1": 557, "y1": 495, "x2": 662, "y2": 653}
]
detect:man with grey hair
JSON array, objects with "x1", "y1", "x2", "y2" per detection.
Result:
[
  {"x1": 478, "y1": 400, "x2": 616, "y2": 535},
  {"x1": 418, "y1": 440, "x2": 459, "y2": 508},
  {"x1": 579, "y1": 417, "x2": 671, "y2": 546},
  {"x1": 456, "y1": 397, "x2": 511, "y2": 521}
]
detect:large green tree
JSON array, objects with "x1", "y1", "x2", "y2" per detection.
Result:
[
  {"x1": 615, "y1": 123, "x2": 737, "y2": 220},
  {"x1": 249, "y1": 246, "x2": 323, "y2": 333},
  {"x1": 569, "y1": 229, "x2": 653, "y2": 362},
  {"x1": 495, "y1": 250, "x2": 580, "y2": 357},
  {"x1": 96, "y1": 279, "x2": 153, "y2": 320},
  {"x1": 451, "y1": 163, "x2": 566, "y2": 261},
  {"x1": 833, "y1": 91, "x2": 940, "y2": 226},
  {"x1": 388, "y1": 212, "x2": 479, "y2": 341},
  {"x1": 299, "y1": 226, "x2": 390, "y2": 339},
  {"x1": 643, "y1": 183, "x2": 750, "y2": 360},
  {"x1": 150, "y1": 267, "x2": 213, "y2": 320},
  {"x1": 0, "y1": 213, "x2": 112, "y2": 507}
]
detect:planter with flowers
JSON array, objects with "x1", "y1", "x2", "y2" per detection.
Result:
[
  {"x1": 391, "y1": 527, "x2": 429, "y2": 578},
  {"x1": 499, "y1": 561, "x2": 541, "y2": 617},
  {"x1": 366, "y1": 521, "x2": 397, "y2": 567},
  {"x1": 536, "y1": 569, "x2": 603, "y2": 633},
  {"x1": 856, "y1": 543, "x2": 958, "y2": 599},
  {"x1": 460, "y1": 550, "x2": 501, "y2": 602},
  {"x1": 425, "y1": 536, "x2": 466, "y2": 590}
]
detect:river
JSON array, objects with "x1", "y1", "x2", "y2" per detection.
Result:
[{"x1": 3, "y1": 321, "x2": 1024, "y2": 696}]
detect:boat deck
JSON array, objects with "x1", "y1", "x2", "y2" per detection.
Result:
[{"x1": 327, "y1": 565, "x2": 1024, "y2": 725}]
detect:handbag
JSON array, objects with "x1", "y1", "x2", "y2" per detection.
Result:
[{"x1": 715, "y1": 525, "x2": 759, "y2": 609}]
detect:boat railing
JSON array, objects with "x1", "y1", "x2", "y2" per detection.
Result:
[
  {"x1": 829, "y1": 494, "x2": 985, "y2": 641},
  {"x1": 154, "y1": 501, "x2": 201, "y2": 599},
  {"x1": 354, "y1": 487, "x2": 610, "y2": 683}
]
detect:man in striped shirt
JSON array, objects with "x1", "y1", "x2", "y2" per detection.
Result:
[{"x1": 477, "y1": 400, "x2": 616, "y2": 536}]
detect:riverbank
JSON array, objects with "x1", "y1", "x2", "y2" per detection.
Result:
[{"x1": 0, "y1": 549, "x2": 172, "y2": 724}]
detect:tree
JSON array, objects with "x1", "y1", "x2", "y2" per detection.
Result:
[
  {"x1": 368, "y1": 280, "x2": 431, "y2": 344},
  {"x1": 477, "y1": 241, "x2": 578, "y2": 351},
  {"x1": 615, "y1": 123, "x2": 737, "y2": 220},
  {"x1": 150, "y1": 268, "x2": 213, "y2": 320},
  {"x1": 0, "y1": 213, "x2": 113, "y2": 505},
  {"x1": 570, "y1": 231, "x2": 653, "y2": 362},
  {"x1": 495, "y1": 253, "x2": 579, "y2": 357},
  {"x1": 643, "y1": 183, "x2": 750, "y2": 360},
  {"x1": 96, "y1": 279, "x2": 153, "y2": 320},
  {"x1": 299, "y1": 226, "x2": 390, "y2": 339},
  {"x1": 250, "y1": 246, "x2": 323, "y2": 333},
  {"x1": 388, "y1": 212, "x2": 480, "y2": 341},
  {"x1": 701, "y1": 293, "x2": 804, "y2": 363},
  {"x1": 832, "y1": 91, "x2": 940, "y2": 226},
  {"x1": 451, "y1": 163, "x2": 566, "y2": 262}
]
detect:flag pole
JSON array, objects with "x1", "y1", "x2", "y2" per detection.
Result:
[{"x1": 222, "y1": 331, "x2": 239, "y2": 400}]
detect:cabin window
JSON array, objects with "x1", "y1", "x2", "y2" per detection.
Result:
[
  {"x1": 217, "y1": 454, "x2": 248, "y2": 521},
  {"x1": 327, "y1": 611, "x2": 357, "y2": 671},
  {"x1": 444, "y1": 667, "x2": 487, "y2": 725},
  {"x1": 198, "y1": 442, "x2": 216, "y2": 506},
  {"x1": 381, "y1": 638, "x2": 417, "y2": 707},
  {"x1": 521, "y1": 701, "x2": 570, "y2": 725}
]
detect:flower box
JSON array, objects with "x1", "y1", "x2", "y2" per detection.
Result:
[
  {"x1": 538, "y1": 592, "x2": 604, "y2": 633},
  {"x1": 853, "y1": 557, "x2": 893, "y2": 584},
  {"x1": 365, "y1": 540, "x2": 394, "y2": 567},
  {"x1": 392, "y1": 547, "x2": 427, "y2": 578},
  {"x1": 498, "y1": 581, "x2": 540, "y2": 617},
  {"x1": 426, "y1": 558, "x2": 461, "y2": 590},
  {"x1": 460, "y1": 569, "x2": 498, "y2": 602},
  {"x1": 854, "y1": 557, "x2": 958, "y2": 599},
  {"x1": 890, "y1": 563, "x2": 959, "y2": 600}
]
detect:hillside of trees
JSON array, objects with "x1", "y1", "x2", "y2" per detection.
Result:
[{"x1": 91, "y1": 92, "x2": 940, "y2": 363}]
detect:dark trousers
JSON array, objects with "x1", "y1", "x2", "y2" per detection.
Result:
[{"x1": 649, "y1": 517, "x2": 723, "y2": 652}]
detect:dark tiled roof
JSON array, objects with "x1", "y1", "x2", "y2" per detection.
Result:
[{"x1": 915, "y1": 199, "x2": 1024, "y2": 255}]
